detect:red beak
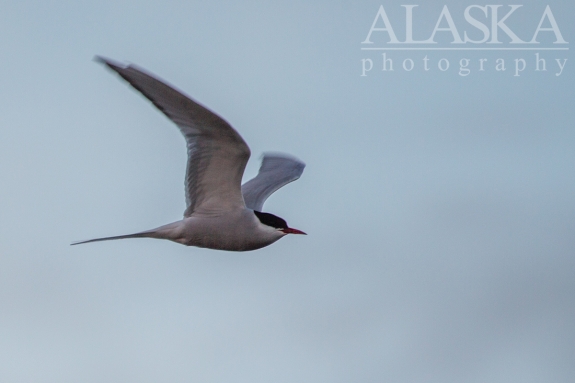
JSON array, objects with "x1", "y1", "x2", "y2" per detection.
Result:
[{"x1": 282, "y1": 228, "x2": 307, "y2": 235}]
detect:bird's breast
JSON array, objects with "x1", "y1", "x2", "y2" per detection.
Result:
[{"x1": 179, "y1": 210, "x2": 283, "y2": 251}]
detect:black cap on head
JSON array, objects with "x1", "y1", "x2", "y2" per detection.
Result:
[{"x1": 253, "y1": 211, "x2": 288, "y2": 230}]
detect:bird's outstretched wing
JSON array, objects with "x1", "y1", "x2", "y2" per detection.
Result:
[
  {"x1": 96, "y1": 57, "x2": 251, "y2": 217},
  {"x1": 241, "y1": 153, "x2": 305, "y2": 212}
]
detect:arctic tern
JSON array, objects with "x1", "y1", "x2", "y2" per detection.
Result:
[{"x1": 72, "y1": 57, "x2": 306, "y2": 251}]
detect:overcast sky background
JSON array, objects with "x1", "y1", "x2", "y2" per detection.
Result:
[{"x1": 0, "y1": 0, "x2": 573, "y2": 382}]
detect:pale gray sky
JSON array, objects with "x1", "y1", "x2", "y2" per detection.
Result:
[{"x1": 0, "y1": 1, "x2": 573, "y2": 382}]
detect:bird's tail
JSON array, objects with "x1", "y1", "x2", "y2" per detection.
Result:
[
  {"x1": 71, "y1": 230, "x2": 156, "y2": 245},
  {"x1": 71, "y1": 221, "x2": 184, "y2": 246}
]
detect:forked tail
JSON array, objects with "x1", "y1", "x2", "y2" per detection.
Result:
[
  {"x1": 71, "y1": 221, "x2": 183, "y2": 246},
  {"x1": 71, "y1": 231, "x2": 155, "y2": 246}
]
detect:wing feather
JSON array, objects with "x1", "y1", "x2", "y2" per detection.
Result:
[
  {"x1": 241, "y1": 153, "x2": 305, "y2": 212},
  {"x1": 96, "y1": 57, "x2": 250, "y2": 216}
]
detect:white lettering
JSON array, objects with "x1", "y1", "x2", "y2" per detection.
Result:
[
  {"x1": 403, "y1": 59, "x2": 414, "y2": 71},
  {"x1": 438, "y1": 58, "x2": 450, "y2": 71},
  {"x1": 555, "y1": 59, "x2": 567, "y2": 76},
  {"x1": 464, "y1": 5, "x2": 490, "y2": 43},
  {"x1": 382, "y1": 53, "x2": 393, "y2": 71},
  {"x1": 459, "y1": 59, "x2": 471, "y2": 76},
  {"x1": 403, "y1": 5, "x2": 429, "y2": 43},
  {"x1": 514, "y1": 58, "x2": 526, "y2": 76},
  {"x1": 535, "y1": 53, "x2": 546, "y2": 71},
  {"x1": 530, "y1": 5, "x2": 567, "y2": 44},
  {"x1": 425, "y1": 5, "x2": 463, "y2": 43},
  {"x1": 488, "y1": 5, "x2": 526, "y2": 43},
  {"x1": 362, "y1": 6, "x2": 399, "y2": 44},
  {"x1": 361, "y1": 59, "x2": 373, "y2": 76},
  {"x1": 423, "y1": 55, "x2": 430, "y2": 71},
  {"x1": 359, "y1": 54, "x2": 568, "y2": 77}
]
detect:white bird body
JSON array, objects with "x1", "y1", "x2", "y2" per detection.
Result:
[
  {"x1": 73, "y1": 57, "x2": 305, "y2": 251},
  {"x1": 97, "y1": 210, "x2": 285, "y2": 251}
]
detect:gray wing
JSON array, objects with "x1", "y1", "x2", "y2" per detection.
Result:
[
  {"x1": 241, "y1": 153, "x2": 305, "y2": 212},
  {"x1": 96, "y1": 57, "x2": 251, "y2": 217}
]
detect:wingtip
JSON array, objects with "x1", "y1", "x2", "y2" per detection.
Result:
[
  {"x1": 262, "y1": 152, "x2": 305, "y2": 164},
  {"x1": 261, "y1": 152, "x2": 306, "y2": 171},
  {"x1": 93, "y1": 55, "x2": 125, "y2": 70},
  {"x1": 70, "y1": 238, "x2": 97, "y2": 245},
  {"x1": 93, "y1": 55, "x2": 110, "y2": 65}
]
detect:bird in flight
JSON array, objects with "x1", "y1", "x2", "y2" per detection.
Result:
[{"x1": 72, "y1": 57, "x2": 306, "y2": 251}]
